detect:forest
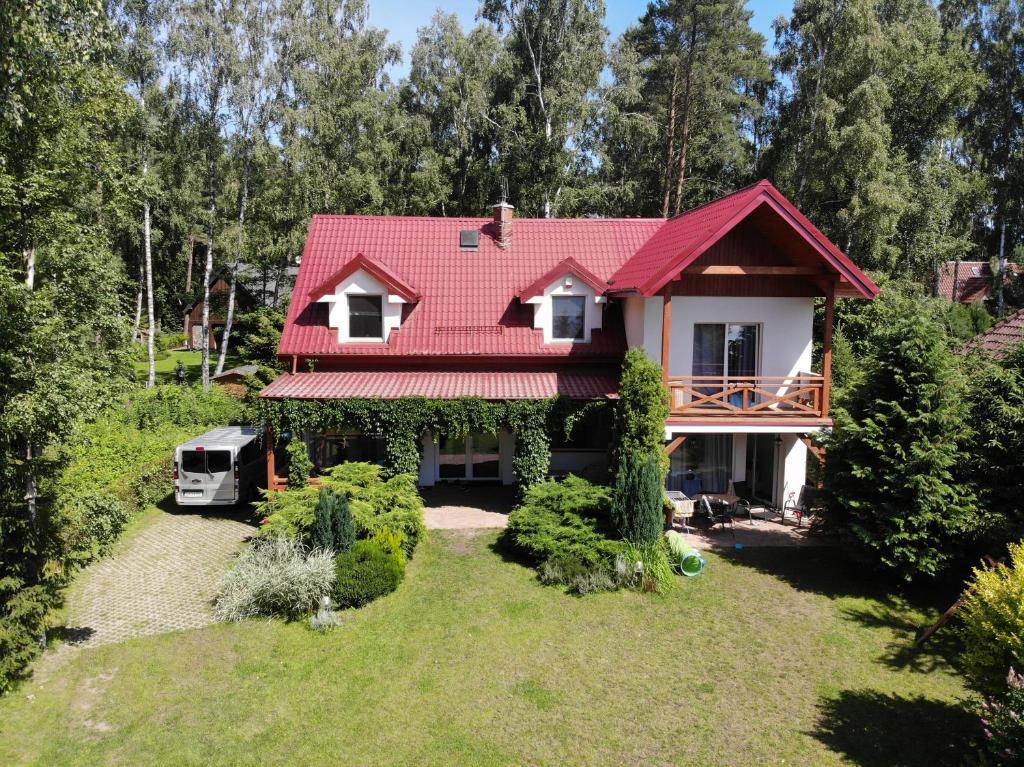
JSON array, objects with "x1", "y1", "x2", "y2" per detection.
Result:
[{"x1": 3, "y1": 0, "x2": 1024, "y2": 707}]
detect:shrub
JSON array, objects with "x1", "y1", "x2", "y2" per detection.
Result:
[
  {"x1": 979, "y1": 667, "x2": 1024, "y2": 762},
  {"x1": 214, "y1": 537, "x2": 335, "y2": 621},
  {"x1": 311, "y1": 488, "x2": 355, "y2": 553},
  {"x1": 959, "y1": 542, "x2": 1024, "y2": 695},
  {"x1": 60, "y1": 493, "x2": 131, "y2": 561},
  {"x1": 126, "y1": 383, "x2": 243, "y2": 430},
  {"x1": 286, "y1": 439, "x2": 313, "y2": 489},
  {"x1": 623, "y1": 540, "x2": 674, "y2": 595},
  {"x1": 505, "y1": 477, "x2": 626, "y2": 574},
  {"x1": 334, "y1": 539, "x2": 405, "y2": 608},
  {"x1": 611, "y1": 452, "x2": 664, "y2": 546},
  {"x1": 258, "y1": 463, "x2": 426, "y2": 558}
]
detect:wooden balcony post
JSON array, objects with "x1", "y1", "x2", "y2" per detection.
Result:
[
  {"x1": 821, "y1": 283, "x2": 835, "y2": 419},
  {"x1": 661, "y1": 284, "x2": 672, "y2": 385},
  {"x1": 265, "y1": 424, "x2": 276, "y2": 491}
]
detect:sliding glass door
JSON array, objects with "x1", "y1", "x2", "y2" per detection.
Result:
[
  {"x1": 438, "y1": 433, "x2": 501, "y2": 481},
  {"x1": 692, "y1": 323, "x2": 760, "y2": 407}
]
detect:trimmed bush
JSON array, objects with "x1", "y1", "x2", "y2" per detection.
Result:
[
  {"x1": 959, "y1": 541, "x2": 1024, "y2": 695},
  {"x1": 334, "y1": 539, "x2": 405, "y2": 608},
  {"x1": 286, "y1": 439, "x2": 313, "y2": 489},
  {"x1": 214, "y1": 537, "x2": 335, "y2": 621},
  {"x1": 611, "y1": 452, "x2": 663, "y2": 546},
  {"x1": 611, "y1": 348, "x2": 669, "y2": 478}
]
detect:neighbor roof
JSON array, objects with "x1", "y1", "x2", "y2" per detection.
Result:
[
  {"x1": 936, "y1": 261, "x2": 1023, "y2": 304},
  {"x1": 965, "y1": 308, "x2": 1024, "y2": 360}
]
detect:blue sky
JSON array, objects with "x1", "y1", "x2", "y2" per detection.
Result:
[{"x1": 369, "y1": 0, "x2": 791, "y2": 79}]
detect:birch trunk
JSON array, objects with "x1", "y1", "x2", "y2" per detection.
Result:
[
  {"x1": 24, "y1": 244, "x2": 34, "y2": 290},
  {"x1": 201, "y1": 150, "x2": 216, "y2": 390},
  {"x1": 216, "y1": 153, "x2": 250, "y2": 375},
  {"x1": 132, "y1": 261, "x2": 143, "y2": 343},
  {"x1": 143, "y1": 151, "x2": 156, "y2": 388}
]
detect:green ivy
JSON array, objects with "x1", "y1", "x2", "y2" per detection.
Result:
[{"x1": 259, "y1": 396, "x2": 610, "y2": 489}]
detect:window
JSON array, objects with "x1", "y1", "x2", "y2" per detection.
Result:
[
  {"x1": 667, "y1": 435, "x2": 733, "y2": 495},
  {"x1": 552, "y1": 295, "x2": 586, "y2": 340},
  {"x1": 310, "y1": 432, "x2": 385, "y2": 473},
  {"x1": 180, "y1": 449, "x2": 232, "y2": 475},
  {"x1": 349, "y1": 295, "x2": 383, "y2": 339}
]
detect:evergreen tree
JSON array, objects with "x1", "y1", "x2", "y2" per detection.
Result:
[
  {"x1": 611, "y1": 452, "x2": 664, "y2": 546},
  {"x1": 331, "y1": 492, "x2": 355, "y2": 554},
  {"x1": 823, "y1": 294, "x2": 979, "y2": 579},
  {"x1": 286, "y1": 438, "x2": 313, "y2": 489},
  {"x1": 611, "y1": 348, "x2": 670, "y2": 478}
]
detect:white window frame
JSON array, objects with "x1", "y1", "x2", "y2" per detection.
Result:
[{"x1": 347, "y1": 293, "x2": 385, "y2": 342}]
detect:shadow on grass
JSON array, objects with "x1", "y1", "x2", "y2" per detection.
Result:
[
  {"x1": 812, "y1": 689, "x2": 977, "y2": 766},
  {"x1": 717, "y1": 546, "x2": 965, "y2": 673}
]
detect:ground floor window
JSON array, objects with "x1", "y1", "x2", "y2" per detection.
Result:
[
  {"x1": 667, "y1": 434, "x2": 733, "y2": 495},
  {"x1": 309, "y1": 431, "x2": 386, "y2": 473}
]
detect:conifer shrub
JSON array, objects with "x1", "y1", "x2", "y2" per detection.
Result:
[
  {"x1": 310, "y1": 487, "x2": 355, "y2": 553},
  {"x1": 959, "y1": 542, "x2": 1024, "y2": 696},
  {"x1": 611, "y1": 452, "x2": 663, "y2": 546},
  {"x1": 610, "y1": 348, "x2": 669, "y2": 478},
  {"x1": 333, "y1": 538, "x2": 405, "y2": 608}
]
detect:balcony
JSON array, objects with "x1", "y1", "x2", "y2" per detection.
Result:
[{"x1": 667, "y1": 374, "x2": 827, "y2": 419}]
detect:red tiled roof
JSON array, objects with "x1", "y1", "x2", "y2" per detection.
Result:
[
  {"x1": 259, "y1": 370, "x2": 621, "y2": 400},
  {"x1": 279, "y1": 215, "x2": 662, "y2": 360},
  {"x1": 278, "y1": 180, "x2": 879, "y2": 363},
  {"x1": 517, "y1": 257, "x2": 608, "y2": 300},
  {"x1": 607, "y1": 180, "x2": 880, "y2": 299},
  {"x1": 936, "y1": 261, "x2": 1023, "y2": 304},
  {"x1": 964, "y1": 308, "x2": 1024, "y2": 359}
]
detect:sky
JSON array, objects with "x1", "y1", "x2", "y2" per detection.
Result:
[{"x1": 368, "y1": 0, "x2": 791, "y2": 79}]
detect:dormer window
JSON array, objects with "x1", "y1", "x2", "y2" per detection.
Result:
[
  {"x1": 552, "y1": 296, "x2": 586, "y2": 340},
  {"x1": 349, "y1": 295, "x2": 383, "y2": 339}
]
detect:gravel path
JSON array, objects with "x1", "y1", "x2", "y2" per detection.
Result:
[{"x1": 58, "y1": 509, "x2": 255, "y2": 649}]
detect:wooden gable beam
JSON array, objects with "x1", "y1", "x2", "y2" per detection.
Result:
[
  {"x1": 684, "y1": 265, "x2": 837, "y2": 277},
  {"x1": 798, "y1": 434, "x2": 826, "y2": 465}
]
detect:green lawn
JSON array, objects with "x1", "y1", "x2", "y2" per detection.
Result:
[
  {"x1": 133, "y1": 350, "x2": 245, "y2": 385},
  {"x1": 0, "y1": 532, "x2": 975, "y2": 766}
]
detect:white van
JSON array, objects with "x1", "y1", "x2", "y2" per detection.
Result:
[{"x1": 174, "y1": 426, "x2": 263, "y2": 506}]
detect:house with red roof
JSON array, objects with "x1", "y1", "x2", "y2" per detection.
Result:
[
  {"x1": 260, "y1": 180, "x2": 879, "y2": 507},
  {"x1": 936, "y1": 260, "x2": 1023, "y2": 304}
]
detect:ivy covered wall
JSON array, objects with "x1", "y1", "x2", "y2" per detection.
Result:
[{"x1": 258, "y1": 397, "x2": 612, "y2": 489}]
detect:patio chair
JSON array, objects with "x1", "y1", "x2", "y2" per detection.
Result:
[
  {"x1": 732, "y1": 480, "x2": 773, "y2": 525},
  {"x1": 699, "y1": 495, "x2": 734, "y2": 537},
  {"x1": 782, "y1": 485, "x2": 821, "y2": 528}
]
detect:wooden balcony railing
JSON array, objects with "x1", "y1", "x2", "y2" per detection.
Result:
[{"x1": 667, "y1": 373, "x2": 826, "y2": 418}]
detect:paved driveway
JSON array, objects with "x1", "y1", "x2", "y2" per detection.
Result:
[{"x1": 58, "y1": 508, "x2": 255, "y2": 649}]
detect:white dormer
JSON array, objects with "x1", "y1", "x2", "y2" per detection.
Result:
[
  {"x1": 309, "y1": 253, "x2": 419, "y2": 344},
  {"x1": 518, "y1": 258, "x2": 608, "y2": 344}
]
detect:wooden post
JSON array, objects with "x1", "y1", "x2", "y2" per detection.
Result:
[
  {"x1": 821, "y1": 284, "x2": 835, "y2": 419},
  {"x1": 665, "y1": 435, "x2": 687, "y2": 455},
  {"x1": 265, "y1": 425, "x2": 275, "y2": 491},
  {"x1": 661, "y1": 284, "x2": 672, "y2": 385}
]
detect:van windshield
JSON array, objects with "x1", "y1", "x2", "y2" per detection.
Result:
[{"x1": 181, "y1": 450, "x2": 232, "y2": 475}]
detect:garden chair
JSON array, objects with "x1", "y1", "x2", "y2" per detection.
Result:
[
  {"x1": 732, "y1": 480, "x2": 773, "y2": 525},
  {"x1": 666, "y1": 490, "x2": 696, "y2": 533},
  {"x1": 782, "y1": 485, "x2": 821, "y2": 528},
  {"x1": 699, "y1": 495, "x2": 734, "y2": 537}
]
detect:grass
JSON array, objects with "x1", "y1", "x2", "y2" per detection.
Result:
[
  {"x1": 133, "y1": 350, "x2": 245, "y2": 385},
  {"x1": 0, "y1": 532, "x2": 975, "y2": 766}
]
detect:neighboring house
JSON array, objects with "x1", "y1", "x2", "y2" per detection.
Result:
[
  {"x1": 936, "y1": 260, "x2": 1023, "y2": 304},
  {"x1": 259, "y1": 180, "x2": 879, "y2": 508},
  {"x1": 964, "y1": 307, "x2": 1024, "y2": 360},
  {"x1": 183, "y1": 277, "x2": 258, "y2": 350}
]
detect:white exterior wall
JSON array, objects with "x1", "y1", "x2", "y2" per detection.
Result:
[
  {"x1": 317, "y1": 269, "x2": 406, "y2": 343},
  {"x1": 526, "y1": 274, "x2": 605, "y2": 343},
  {"x1": 419, "y1": 432, "x2": 437, "y2": 487},
  {"x1": 632, "y1": 295, "x2": 815, "y2": 506}
]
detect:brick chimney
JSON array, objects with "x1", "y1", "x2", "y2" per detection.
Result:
[{"x1": 493, "y1": 201, "x2": 514, "y2": 248}]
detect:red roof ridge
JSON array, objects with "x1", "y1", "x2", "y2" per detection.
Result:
[{"x1": 307, "y1": 252, "x2": 420, "y2": 302}]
